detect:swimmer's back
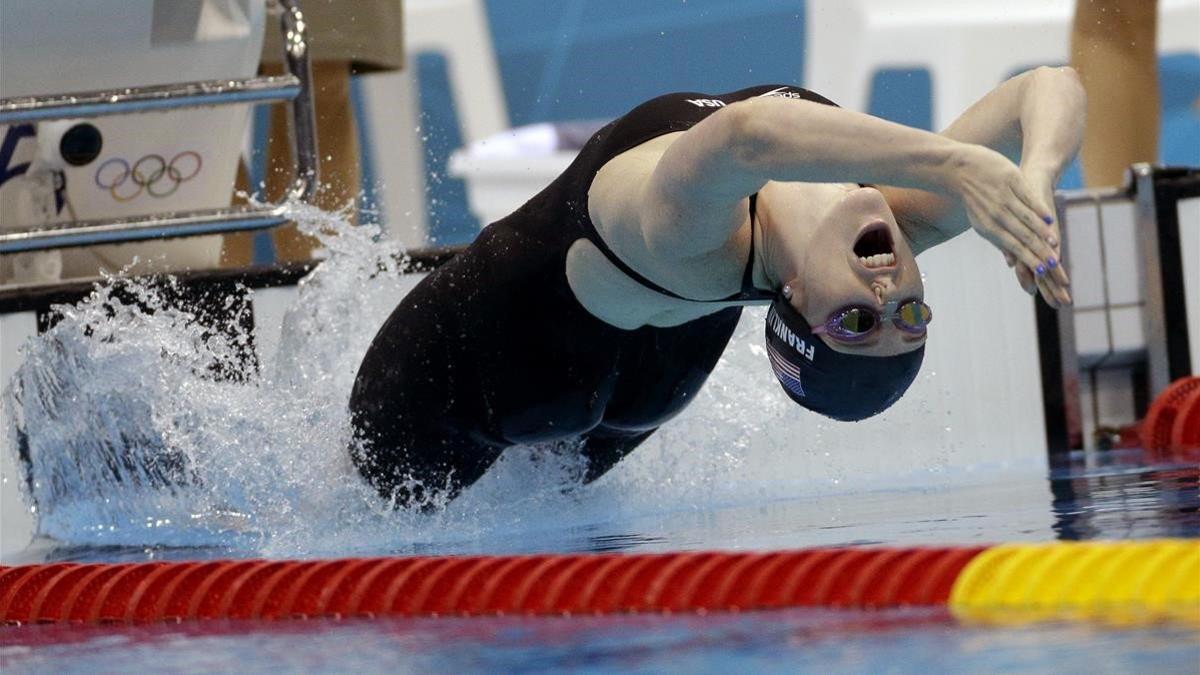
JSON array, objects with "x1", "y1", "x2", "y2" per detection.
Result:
[{"x1": 350, "y1": 85, "x2": 835, "y2": 503}]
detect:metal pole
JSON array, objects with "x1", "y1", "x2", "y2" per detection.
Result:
[
  {"x1": 0, "y1": 77, "x2": 300, "y2": 126},
  {"x1": 1053, "y1": 184, "x2": 1129, "y2": 206},
  {"x1": 0, "y1": 206, "x2": 290, "y2": 253},
  {"x1": 1038, "y1": 192, "x2": 1086, "y2": 455},
  {"x1": 1132, "y1": 164, "x2": 1172, "y2": 396},
  {"x1": 278, "y1": 0, "x2": 319, "y2": 203},
  {"x1": 0, "y1": 1, "x2": 319, "y2": 253},
  {"x1": 1134, "y1": 165, "x2": 1198, "y2": 397},
  {"x1": 1037, "y1": 183, "x2": 1135, "y2": 454}
]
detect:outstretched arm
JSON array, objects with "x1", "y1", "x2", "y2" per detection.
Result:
[
  {"x1": 883, "y1": 66, "x2": 1086, "y2": 305},
  {"x1": 593, "y1": 85, "x2": 1063, "y2": 300}
]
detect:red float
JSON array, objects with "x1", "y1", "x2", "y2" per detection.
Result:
[
  {"x1": 1140, "y1": 376, "x2": 1200, "y2": 460},
  {"x1": 0, "y1": 547, "x2": 989, "y2": 626}
]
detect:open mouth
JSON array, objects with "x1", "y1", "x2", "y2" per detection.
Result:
[{"x1": 853, "y1": 222, "x2": 895, "y2": 269}]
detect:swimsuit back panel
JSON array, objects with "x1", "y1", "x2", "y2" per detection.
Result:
[{"x1": 354, "y1": 85, "x2": 837, "y2": 449}]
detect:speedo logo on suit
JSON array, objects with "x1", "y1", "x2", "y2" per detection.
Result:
[
  {"x1": 687, "y1": 87, "x2": 805, "y2": 108},
  {"x1": 757, "y1": 86, "x2": 806, "y2": 99}
]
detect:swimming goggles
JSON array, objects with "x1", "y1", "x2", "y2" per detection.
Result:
[{"x1": 810, "y1": 299, "x2": 932, "y2": 342}]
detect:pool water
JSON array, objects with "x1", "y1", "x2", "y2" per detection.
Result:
[
  {"x1": 2, "y1": 451, "x2": 1197, "y2": 673},
  {"x1": 11, "y1": 449, "x2": 1197, "y2": 565},
  {"x1": 2, "y1": 607, "x2": 1197, "y2": 674}
]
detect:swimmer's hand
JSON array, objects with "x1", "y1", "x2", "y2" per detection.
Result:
[
  {"x1": 951, "y1": 144, "x2": 1071, "y2": 307},
  {"x1": 1004, "y1": 162, "x2": 1070, "y2": 307}
]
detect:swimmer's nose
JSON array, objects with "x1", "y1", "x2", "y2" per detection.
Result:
[{"x1": 872, "y1": 278, "x2": 896, "y2": 305}]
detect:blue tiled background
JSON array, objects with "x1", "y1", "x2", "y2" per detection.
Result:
[{"x1": 321, "y1": 0, "x2": 1200, "y2": 254}]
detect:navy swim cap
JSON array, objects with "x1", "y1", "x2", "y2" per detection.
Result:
[{"x1": 764, "y1": 297, "x2": 924, "y2": 421}]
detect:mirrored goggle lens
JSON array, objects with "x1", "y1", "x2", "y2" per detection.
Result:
[
  {"x1": 896, "y1": 301, "x2": 932, "y2": 331},
  {"x1": 833, "y1": 308, "x2": 877, "y2": 336}
]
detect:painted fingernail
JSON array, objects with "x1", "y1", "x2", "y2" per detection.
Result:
[
  {"x1": 1043, "y1": 215, "x2": 1054, "y2": 224},
  {"x1": 1036, "y1": 264, "x2": 1046, "y2": 276},
  {"x1": 1047, "y1": 256, "x2": 1057, "y2": 269}
]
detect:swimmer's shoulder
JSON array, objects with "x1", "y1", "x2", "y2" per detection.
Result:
[{"x1": 625, "y1": 84, "x2": 834, "y2": 116}]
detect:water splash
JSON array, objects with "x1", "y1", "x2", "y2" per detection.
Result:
[{"x1": 2, "y1": 201, "x2": 407, "y2": 553}]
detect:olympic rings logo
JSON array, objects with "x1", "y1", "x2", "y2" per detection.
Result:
[{"x1": 94, "y1": 151, "x2": 203, "y2": 202}]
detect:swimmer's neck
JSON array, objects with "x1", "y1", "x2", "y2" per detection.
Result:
[{"x1": 756, "y1": 181, "x2": 858, "y2": 287}]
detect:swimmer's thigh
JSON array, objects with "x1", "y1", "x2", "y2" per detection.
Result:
[
  {"x1": 350, "y1": 415, "x2": 503, "y2": 507},
  {"x1": 349, "y1": 280, "x2": 503, "y2": 507}
]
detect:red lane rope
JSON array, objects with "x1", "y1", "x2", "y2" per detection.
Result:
[
  {"x1": 1142, "y1": 376, "x2": 1200, "y2": 461},
  {"x1": 0, "y1": 547, "x2": 984, "y2": 625}
]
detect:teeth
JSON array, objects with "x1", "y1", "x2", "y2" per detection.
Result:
[{"x1": 859, "y1": 253, "x2": 895, "y2": 268}]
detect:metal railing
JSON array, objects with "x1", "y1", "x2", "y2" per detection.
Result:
[
  {"x1": 0, "y1": 0, "x2": 317, "y2": 255},
  {"x1": 1040, "y1": 164, "x2": 1199, "y2": 456},
  {"x1": 1133, "y1": 165, "x2": 1197, "y2": 394}
]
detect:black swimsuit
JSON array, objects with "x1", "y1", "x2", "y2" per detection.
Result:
[{"x1": 349, "y1": 85, "x2": 838, "y2": 505}]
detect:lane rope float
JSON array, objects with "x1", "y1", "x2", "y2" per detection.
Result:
[{"x1": 1, "y1": 540, "x2": 1196, "y2": 626}]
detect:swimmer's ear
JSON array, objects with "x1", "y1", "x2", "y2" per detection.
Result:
[{"x1": 781, "y1": 275, "x2": 807, "y2": 313}]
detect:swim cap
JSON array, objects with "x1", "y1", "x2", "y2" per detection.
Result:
[{"x1": 764, "y1": 297, "x2": 924, "y2": 421}]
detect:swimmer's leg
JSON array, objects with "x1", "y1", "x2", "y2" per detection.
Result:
[
  {"x1": 579, "y1": 426, "x2": 657, "y2": 483},
  {"x1": 351, "y1": 419, "x2": 505, "y2": 509},
  {"x1": 349, "y1": 278, "x2": 504, "y2": 508}
]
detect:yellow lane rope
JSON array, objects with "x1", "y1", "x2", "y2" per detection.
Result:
[{"x1": 950, "y1": 539, "x2": 1200, "y2": 626}]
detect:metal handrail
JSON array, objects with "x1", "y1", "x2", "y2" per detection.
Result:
[
  {"x1": 0, "y1": 0, "x2": 317, "y2": 254},
  {"x1": 0, "y1": 245, "x2": 467, "y2": 313},
  {"x1": 0, "y1": 205, "x2": 290, "y2": 254},
  {"x1": 0, "y1": 76, "x2": 300, "y2": 125},
  {"x1": 1054, "y1": 183, "x2": 1131, "y2": 207}
]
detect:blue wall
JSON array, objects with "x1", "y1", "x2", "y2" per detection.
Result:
[{"x1": 398, "y1": 0, "x2": 1199, "y2": 245}]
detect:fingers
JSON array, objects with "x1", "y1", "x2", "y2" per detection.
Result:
[
  {"x1": 1014, "y1": 263, "x2": 1037, "y2": 296},
  {"x1": 1025, "y1": 254, "x2": 1070, "y2": 308},
  {"x1": 1003, "y1": 200, "x2": 1069, "y2": 287},
  {"x1": 1013, "y1": 180, "x2": 1064, "y2": 262},
  {"x1": 980, "y1": 226, "x2": 1071, "y2": 306},
  {"x1": 1010, "y1": 180, "x2": 1056, "y2": 242},
  {"x1": 1036, "y1": 271, "x2": 1070, "y2": 308},
  {"x1": 1020, "y1": 181, "x2": 1056, "y2": 228},
  {"x1": 998, "y1": 184, "x2": 1070, "y2": 290},
  {"x1": 979, "y1": 226, "x2": 1040, "y2": 272},
  {"x1": 1007, "y1": 255, "x2": 1064, "y2": 308},
  {"x1": 988, "y1": 207, "x2": 1054, "y2": 275},
  {"x1": 1009, "y1": 258, "x2": 1065, "y2": 308},
  {"x1": 1012, "y1": 168, "x2": 1071, "y2": 306},
  {"x1": 1004, "y1": 252, "x2": 1038, "y2": 296},
  {"x1": 961, "y1": 160, "x2": 1073, "y2": 305}
]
